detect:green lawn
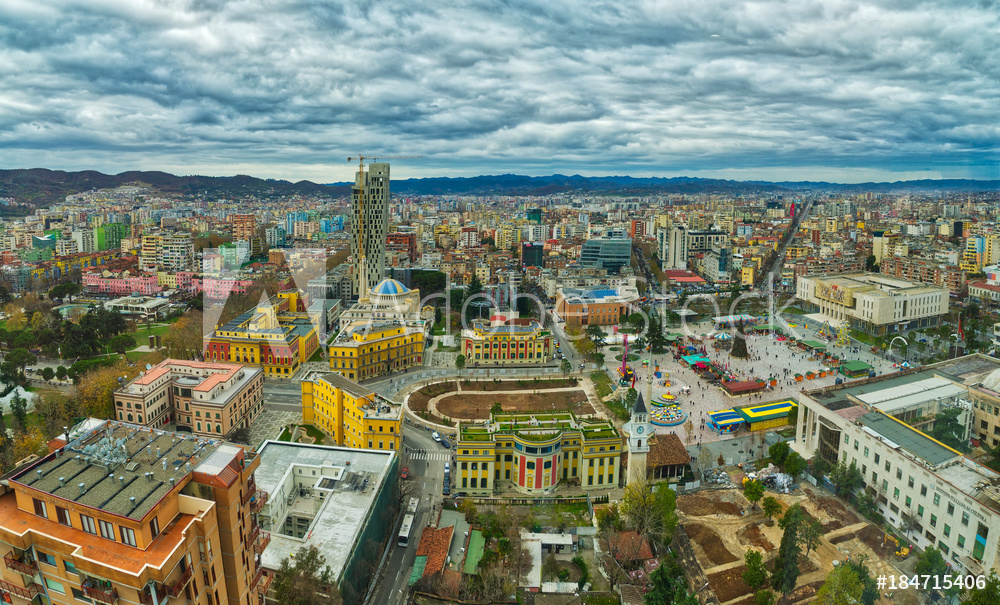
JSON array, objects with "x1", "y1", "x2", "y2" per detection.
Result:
[
  {"x1": 308, "y1": 349, "x2": 324, "y2": 362},
  {"x1": 277, "y1": 427, "x2": 291, "y2": 442},
  {"x1": 132, "y1": 323, "x2": 175, "y2": 341},
  {"x1": 850, "y1": 329, "x2": 877, "y2": 345},
  {"x1": 298, "y1": 424, "x2": 329, "y2": 445},
  {"x1": 590, "y1": 371, "x2": 614, "y2": 399}
]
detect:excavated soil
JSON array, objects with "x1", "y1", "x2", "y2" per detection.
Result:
[
  {"x1": 857, "y1": 524, "x2": 895, "y2": 555},
  {"x1": 829, "y1": 532, "x2": 855, "y2": 545},
  {"x1": 737, "y1": 523, "x2": 774, "y2": 552},
  {"x1": 787, "y1": 580, "x2": 824, "y2": 603},
  {"x1": 461, "y1": 378, "x2": 579, "y2": 391},
  {"x1": 685, "y1": 524, "x2": 738, "y2": 566},
  {"x1": 707, "y1": 565, "x2": 752, "y2": 602},
  {"x1": 677, "y1": 493, "x2": 745, "y2": 516},
  {"x1": 436, "y1": 390, "x2": 593, "y2": 418}
]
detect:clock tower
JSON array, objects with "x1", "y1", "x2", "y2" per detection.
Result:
[{"x1": 626, "y1": 391, "x2": 651, "y2": 486}]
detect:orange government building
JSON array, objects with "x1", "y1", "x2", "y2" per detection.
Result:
[
  {"x1": 554, "y1": 286, "x2": 641, "y2": 327},
  {"x1": 461, "y1": 311, "x2": 554, "y2": 365},
  {"x1": 203, "y1": 291, "x2": 319, "y2": 378},
  {"x1": 0, "y1": 418, "x2": 271, "y2": 605}
]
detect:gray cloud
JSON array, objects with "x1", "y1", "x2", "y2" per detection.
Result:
[{"x1": 0, "y1": 0, "x2": 997, "y2": 183}]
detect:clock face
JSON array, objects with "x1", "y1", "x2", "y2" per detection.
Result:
[{"x1": 636, "y1": 425, "x2": 644, "y2": 434}]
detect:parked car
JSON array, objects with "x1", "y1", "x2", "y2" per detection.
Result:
[
  {"x1": 444, "y1": 462, "x2": 450, "y2": 473},
  {"x1": 441, "y1": 439, "x2": 451, "y2": 449},
  {"x1": 400, "y1": 467, "x2": 409, "y2": 479},
  {"x1": 443, "y1": 483, "x2": 450, "y2": 496},
  {"x1": 432, "y1": 431, "x2": 441, "y2": 442}
]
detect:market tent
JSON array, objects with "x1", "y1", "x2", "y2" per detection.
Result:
[
  {"x1": 839, "y1": 360, "x2": 873, "y2": 377},
  {"x1": 801, "y1": 340, "x2": 827, "y2": 350}
]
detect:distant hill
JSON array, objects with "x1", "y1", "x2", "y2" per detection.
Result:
[
  {"x1": 0, "y1": 168, "x2": 349, "y2": 206},
  {"x1": 3, "y1": 168, "x2": 997, "y2": 207}
]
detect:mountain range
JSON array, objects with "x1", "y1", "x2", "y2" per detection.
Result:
[{"x1": 1, "y1": 168, "x2": 998, "y2": 207}]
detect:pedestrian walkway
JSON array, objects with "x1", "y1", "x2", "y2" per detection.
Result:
[
  {"x1": 406, "y1": 452, "x2": 453, "y2": 461},
  {"x1": 249, "y1": 409, "x2": 302, "y2": 447}
]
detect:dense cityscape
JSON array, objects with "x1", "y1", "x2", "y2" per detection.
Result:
[{"x1": 0, "y1": 166, "x2": 993, "y2": 605}]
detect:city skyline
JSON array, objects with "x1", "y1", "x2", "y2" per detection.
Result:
[{"x1": 0, "y1": 1, "x2": 997, "y2": 183}]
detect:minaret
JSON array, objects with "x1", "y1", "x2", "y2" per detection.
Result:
[{"x1": 627, "y1": 391, "x2": 650, "y2": 486}]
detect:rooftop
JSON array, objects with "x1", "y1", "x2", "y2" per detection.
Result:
[
  {"x1": 254, "y1": 441, "x2": 396, "y2": 579},
  {"x1": 858, "y1": 412, "x2": 958, "y2": 467},
  {"x1": 12, "y1": 419, "x2": 245, "y2": 521},
  {"x1": 308, "y1": 372, "x2": 400, "y2": 420}
]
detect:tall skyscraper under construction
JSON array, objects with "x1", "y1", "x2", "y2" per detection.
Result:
[{"x1": 351, "y1": 162, "x2": 389, "y2": 298}]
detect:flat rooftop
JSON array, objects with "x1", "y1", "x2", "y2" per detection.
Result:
[
  {"x1": 12, "y1": 419, "x2": 243, "y2": 521},
  {"x1": 311, "y1": 372, "x2": 400, "y2": 420},
  {"x1": 254, "y1": 441, "x2": 395, "y2": 579},
  {"x1": 858, "y1": 412, "x2": 958, "y2": 467}
]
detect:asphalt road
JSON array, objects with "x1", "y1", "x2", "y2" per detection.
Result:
[{"x1": 371, "y1": 422, "x2": 451, "y2": 605}]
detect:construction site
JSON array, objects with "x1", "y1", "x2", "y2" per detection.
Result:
[{"x1": 674, "y1": 484, "x2": 923, "y2": 605}]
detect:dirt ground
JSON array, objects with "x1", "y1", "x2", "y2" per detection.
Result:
[
  {"x1": 435, "y1": 390, "x2": 593, "y2": 418},
  {"x1": 677, "y1": 491, "x2": 749, "y2": 516},
  {"x1": 707, "y1": 565, "x2": 751, "y2": 602},
  {"x1": 409, "y1": 382, "x2": 459, "y2": 412},
  {"x1": 685, "y1": 524, "x2": 738, "y2": 566},
  {"x1": 737, "y1": 523, "x2": 774, "y2": 552},
  {"x1": 677, "y1": 486, "x2": 918, "y2": 605},
  {"x1": 462, "y1": 378, "x2": 579, "y2": 391}
]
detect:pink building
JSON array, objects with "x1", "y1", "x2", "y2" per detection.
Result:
[{"x1": 83, "y1": 271, "x2": 161, "y2": 296}]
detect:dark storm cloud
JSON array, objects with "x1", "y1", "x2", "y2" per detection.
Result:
[{"x1": 0, "y1": 0, "x2": 997, "y2": 182}]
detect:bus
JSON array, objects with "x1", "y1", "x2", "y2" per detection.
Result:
[
  {"x1": 398, "y1": 514, "x2": 415, "y2": 547},
  {"x1": 406, "y1": 497, "x2": 419, "y2": 515}
]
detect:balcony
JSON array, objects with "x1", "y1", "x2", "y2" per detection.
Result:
[
  {"x1": 137, "y1": 586, "x2": 163, "y2": 605},
  {"x1": 242, "y1": 480, "x2": 258, "y2": 506},
  {"x1": 257, "y1": 570, "x2": 274, "y2": 597},
  {"x1": 0, "y1": 578, "x2": 42, "y2": 600},
  {"x1": 250, "y1": 490, "x2": 269, "y2": 513},
  {"x1": 254, "y1": 531, "x2": 271, "y2": 556},
  {"x1": 3, "y1": 551, "x2": 37, "y2": 575},
  {"x1": 81, "y1": 582, "x2": 119, "y2": 604},
  {"x1": 251, "y1": 566, "x2": 264, "y2": 589},
  {"x1": 164, "y1": 565, "x2": 193, "y2": 598},
  {"x1": 247, "y1": 522, "x2": 260, "y2": 545}
]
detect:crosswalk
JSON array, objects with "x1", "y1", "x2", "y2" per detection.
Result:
[{"x1": 407, "y1": 452, "x2": 453, "y2": 461}]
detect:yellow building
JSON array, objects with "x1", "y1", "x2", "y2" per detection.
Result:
[
  {"x1": 328, "y1": 323, "x2": 424, "y2": 381},
  {"x1": 741, "y1": 265, "x2": 755, "y2": 286},
  {"x1": 204, "y1": 291, "x2": 319, "y2": 378},
  {"x1": 301, "y1": 372, "x2": 401, "y2": 451},
  {"x1": 456, "y1": 412, "x2": 621, "y2": 496},
  {"x1": 461, "y1": 313, "x2": 553, "y2": 366}
]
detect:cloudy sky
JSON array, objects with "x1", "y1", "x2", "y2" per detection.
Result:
[{"x1": 0, "y1": 0, "x2": 997, "y2": 183}]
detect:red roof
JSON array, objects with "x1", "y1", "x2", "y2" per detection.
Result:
[
  {"x1": 723, "y1": 380, "x2": 764, "y2": 394},
  {"x1": 416, "y1": 525, "x2": 454, "y2": 576},
  {"x1": 970, "y1": 281, "x2": 1000, "y2": 294},
  {"x1": 608, "y1": 531, "x2": 653, "y2": 561}
]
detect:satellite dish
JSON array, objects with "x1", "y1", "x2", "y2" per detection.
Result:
[{"x1": 145, "y1": 364, "x2": 153, "y2": 370}]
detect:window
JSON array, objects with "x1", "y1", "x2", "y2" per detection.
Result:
[
  {"x1": 33, "y1": 498, "x2": 47, "y2": 519},
  {"x1": 943, "y1": 524, "x2": 951, "y2": 538},
  {"x1": 933, "y1": 493, "x2": 941, "y2": 506},
  {"x1": 461, "y1": 462, "x2": 468, "y2": 470},
  {"x1": 930, "y1": 514, "x2": 937, "y2": 527},
  {"x1": 99, "y1": 520, "x2": 116, "y2": 540},
  {"x1": 44, "y1": 578, "x2": 65, "y2": 595},
  {"x1": 80, "y1": 515, "x2": 96, "y2": 534},
  {"x1": 908, "y1": 476, "x2": 914, "y2": 488},
  {"x1": 893, "y1": 488, "x2": 899, "y2": 500},
  {"x1": 527, "y1": 461, "x2": 535, "y2": 470},
  {"x1": 896, "y1": 469, "x2": 902, "y2": 480},
  {"x1": 958, "y1": 535, "x2": 966, "y2": 548},
  {"x1": 37, "y1": 551, "x2": 56, "y2": 566},
  {"x1": 874, "y1": 453, "x2": 880, "y2": 464},
  {"x1": 120, "y1": 527, "x2": 136, "y2": 546},
  {"x1": 56, "y1": 506, "x2": 71, "y2": 526},
  {"x1": 471, "y1": 463, "x2": 478, "y2": 470},
  {"x1": 151, "y1": 517, "x2": 160, "y2": 538},
  {"x1": 885, "y1": 461, "x2": 891, "y2": 471},
  {"x1": 918, "y1": 505, "x2": 925, "y2": 517},
  {"x1": 939, "y1": 542, "x2": 949, "y2": 555},
  {"x1": 947, "y1": 502, "x2": 955, "y2": 516},
  {"x1": 921, "y1": 484, "x2": 928, "y2": 497},
  {"x1": 872, "y1": 472, "x2": 878, "y2": 483},
  {"x1": 962, "y1": 512, "x2": 970, "y2": 526},
  {"x1": 905, "y1": 496, "x2": 911, "y2": 507},
  {"x1": 864, "y1": 447, "x2": 869, "y2": 457},
  {"x1": 63, "y1": 560, "x2": 77, "y2": 575},
  {"x1": 882, "y1": 479, "x2": 888, "y2": 491}
]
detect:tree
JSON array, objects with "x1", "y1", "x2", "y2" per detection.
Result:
[
  {"x1": 645, "y1": 554, "x2": 697, "y2": 605},
  {"x1": 730, "y1": 331, "x2": 749, "y2": 359},
  {"x1": 762, "y1": 497, "x2": 782, "y2": 522},
  {"x1": 743, "y1": 479, "x2": 764, "y2": 510},
  {"x1": 9, "y1": 391, "x2": 28, "y2": 433},
  {"x1": 929, "y1": 407, "x2": 968, "y2": 451},
  {"x1": 753, "y1": 590, "x2": 775, "y2": 605},
  {"x1": 646, "y1": 314, "x2": 667, "y2": 353},
  {"x1": 843, "y1": 558, "x2": 879, "y2": 605},
  {"x1": 865, "y1": 254, "x2": 878, "y2": 273},
  {"x1": 829, "y1": 461, "x2": 863, "y2": 496},
  {"x1": 800, "y1": 519, "x2": 822, "y2": 555},
  {"x1": 41, "y1": 367, "x2": 54, "y2": 381},
  {"x1": 455, "y1": 354, "x2": 466, "y2": 372},
  {"x1": 811, "y1": 458, "x2": 831, "y2": 482},
  {"x1": 814, "y1": 565, "x2": 864, "y2": 605},
  {"x1": 768, "y1": 441, "x2": 790, "y2": 465},
  {"x1": 683, "y1": 420, "x2": 695, "y2": 445},
  {"x1": 913, "y1": 545, "x2": 948, "y2": 578},
  {"x1": 273, "y1": 545, "x2": 338, "y2": 605},
  {"x1": 1, "y1": 348, "x2": 36, "y2": 384},
  {"x1": 55, "y1": 366, "x2": 67, "y2": 380},
  {"x1": 772, "y1": 504, "x2": 805, "y2": 598},
  {"x1": 228, "y1": 426, "x2": 252, "y2": 445},
  {"x1": 75, "y1": 360, "x2": 138, "y2": 420},
  {"x1": 742, "y1": 549, "x2": 768, "y2": 590},
  {"x1": 560, "y1": 358, "x2": 571, "y2": 375},
  {"x1": 966, "y1": 571, "x2": 1000, "y2": 605},
  {"x1": 109, "y1": 334, "x2": 137, "y2": 354},
  {"x1": 586, "y1": 324, "x2": 606, "y2": 349},
  {"x1": 784, "y1": 451, "x2": 806, "y2": 478},
  {"x1": 627, "y1": 312, "x2": 645, "y2": 333}
]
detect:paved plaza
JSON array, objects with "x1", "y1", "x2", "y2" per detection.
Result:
[
  {"x1": 602, "y1": 315, "x2": 903, "y2": 447},
  {"x1": 249, "y1": 409, "x2": 302, "y2": 447}
]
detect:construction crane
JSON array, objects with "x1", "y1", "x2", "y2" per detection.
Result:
[{"x1": 346, "y1": 155, "x2": 422, "y2": 289}]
